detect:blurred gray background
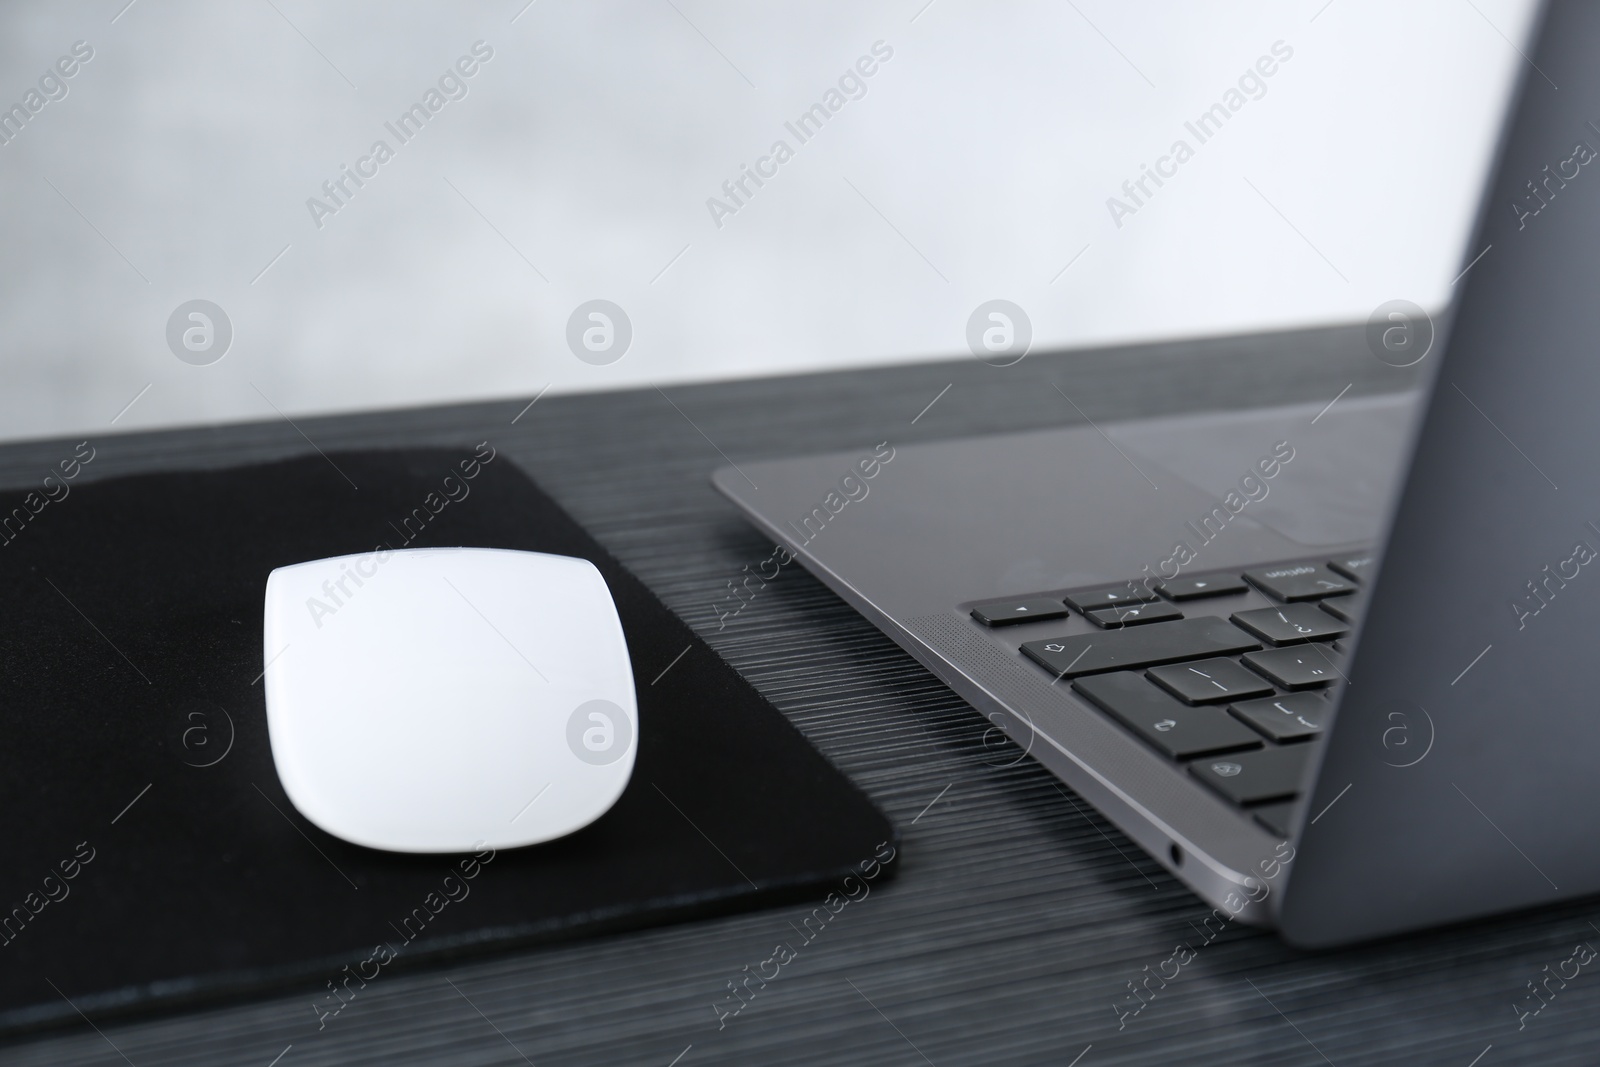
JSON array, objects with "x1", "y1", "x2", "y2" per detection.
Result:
[{"x1": 0, "y1": 0, "x2": 1536, "y2": 444}]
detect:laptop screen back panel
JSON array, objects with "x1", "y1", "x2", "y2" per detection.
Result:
[{"x1": 1279, "y1": 0, "x2": 1600, "y2": 946}]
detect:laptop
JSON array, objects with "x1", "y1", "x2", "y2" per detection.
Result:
[{"x1": 714, "y1": 0, "x2": 1596, "y2": 947}]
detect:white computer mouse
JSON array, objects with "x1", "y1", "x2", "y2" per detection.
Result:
[{"x1": 261, "y1": 547, "x2": 637, "y2": 853}]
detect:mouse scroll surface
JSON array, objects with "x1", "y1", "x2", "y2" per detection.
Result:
[{"x1": 261, "y1": 547, "x2": 637, "y2": 854}]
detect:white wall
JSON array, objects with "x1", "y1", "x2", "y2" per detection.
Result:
[{"x1": 0, "y1": 0, "x2": 1537, "y2": 443}]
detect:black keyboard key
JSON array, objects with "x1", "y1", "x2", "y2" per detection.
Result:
[
  {"x1": 1147, "y1": 657, "x2": 1273, "y2": 705},
  {"x1": 1190, "y1": 746, "x2": 1311, "y2": 805},
  {"x1": 1063, "y1": 585, "x2": 1159, "y2": 612},
  {"x1": 1231, "y1": 604, "x2": 1347, "y2": 645},
  {"x1": 1072, "y1": 672, "x2": 1261, "y2": 760},
  {"x1": 970, "y1": 597, "x2": 1069, "y2": 627},
  {"x1": 1085, "y1": 602, "x2": 1182, "y2": 629},
  {"x1": 1229, "y1": 692, "x2": 1328, "y2": 741},
  {"x1": 1327, "y1": 554, "x2": 1376, "y2": 584},
  {"x1": 1242, "y1": 646, "x2": 1341, "y2": 690},
  {"x1": 1244, "y1": 563, "x2": 1357, "y2": 601},
  {"x1": 1155, "y1": 574, "x2": 1248, "y2": 601},
  {"x1": 1319, "y1": 593, "x2": 1364, "y2": 624},
  {"x1": 1253, "y1": 801, "x2": 1301, "y2": 838},
  {"x1": 1021, "y1": 617, "x2": 1261, "y2": 678}
]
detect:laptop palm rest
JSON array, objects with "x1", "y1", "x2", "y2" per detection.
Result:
[{"x1": 1108, "y1": 390, "x2": 1420, "y2": 548}]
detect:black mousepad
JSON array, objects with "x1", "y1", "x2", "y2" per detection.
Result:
[{"x1": 0, "y1": 447, "x2": 896, "y2": 1036}]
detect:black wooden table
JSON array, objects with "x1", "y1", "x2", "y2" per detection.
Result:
[{"x1": 4, "y1": 325, "x2": 1596, "y2": 1066}]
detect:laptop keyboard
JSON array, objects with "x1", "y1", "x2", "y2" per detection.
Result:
[{"x1": 968, "y1": 553, "x2": 1371, "y2": 838}]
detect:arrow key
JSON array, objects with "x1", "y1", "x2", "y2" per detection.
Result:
[
  {"x1": 1085, "y1": 602, "x2": 1183, "y2": 629},
  {"x1": 1155, "y1": 574, "x2": 1247, "y2": 601},
  {"x1": 970, "y1": 597, "x2": 1069, "y2": 627}
]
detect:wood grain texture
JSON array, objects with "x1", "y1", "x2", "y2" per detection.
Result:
[{"x1": 4, "y1": 325, "x2": 1597, "y2": 1066}]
